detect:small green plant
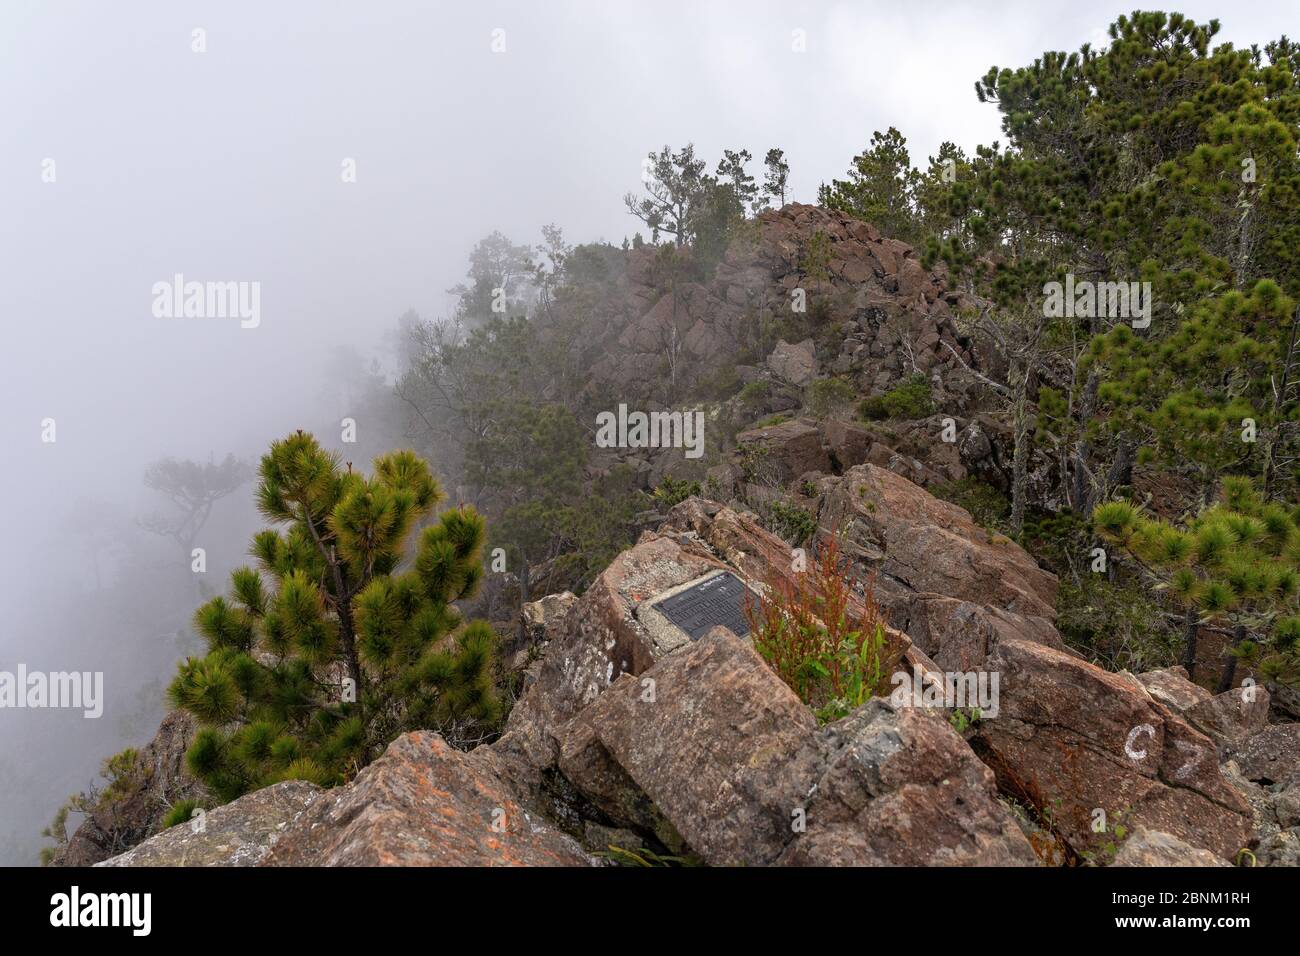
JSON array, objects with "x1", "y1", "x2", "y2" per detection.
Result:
[
  {"x1": 599, "y1": 844, "x2": 702, "y2": 867},
  {"x1": 161, "y1": 799, "x2": 204, "y2": 830},
  {"x1": 806, "y1": 377, "x2": 856, "y2": 420},
  {"x1": 744, "y1": 535, "x2": 891, "y2": 723},
  {"x1": 858, "y1": 374, "x2": 934, "y2": 421},
  {"x1": 737, "y1": 380, "x2": 770, "y2": 411},
  {"x1": 754, "y1": 413, "x2": 791, "y2": 428},
  {"x1": 651, "y1": 475, "x2": 701, "y2": 509},
  {"x1": 1083, "y1": 808, "x2": 1131, "y2": 865},
  {"x1": 101, "y1": 748, "x2": 146, "y2": 804},
  {"x1": 765, "y1": 500, "x2": 817, "y2": 545},
  {"x1": 948, "y1": 707, "x2": 982, "y2": 734},
  {"x1": 800, "y1": 230, "x2": 833, "y2": 283},
  {"x1": 936, "y1": 479, "x2": 1011, "y2": 532}
]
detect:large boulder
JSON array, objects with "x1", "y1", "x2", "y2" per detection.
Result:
[
  {"x1": 263, "y1": 733, "x2": 594, "y2": 867},
  {"x1": 558, "y1": 627, "x2": 823, "y2": 865},
  {"x1": 501, "y1": 531, "x2": 731, "y2": 766},
  {"x1": 973, "y1": 637, "x2": 1252, "y2": 861},
  {"x1": 557, "y1": 627, "x2": 1034, "y2": 866},
  {"x1": 1135, "y1": 666, "x2": 1211, "y2": 715},
  {"x1": 735, "y1": 419, "x2": 832, "y2": 486},
  {"x1": 896, "y1": 596, "x2": 1078, "y2": 673},
  {"x1": 775, "y1": 698, "x2": 1037, "y2": 866},
  {"x1": 1185, "y1": 685, "x2": 1271, "y2": 749},
  {"x1": 1225, "y1": 724, "x2": 1300, "y2": 785},
  {"x1": 767, "y1": 339, "x2": 817, "y2": 387},
  {"x1": 819, "y1": 463, "x2": 1058, "y2": 619},
  {"x1": 98, "y1": 781, "x2": 320, "y2": 867}
]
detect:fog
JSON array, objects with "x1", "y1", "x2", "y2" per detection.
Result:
[{"x1": 2, "y1": 0, "x2": 1294, "y2": 864}]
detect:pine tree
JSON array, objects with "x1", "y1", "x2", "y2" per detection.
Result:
[
  {"x1": 934, "y1": 13, "x2": 1300, "y2": 511},
  {"x1": 168, "y1": 431, "x2": 498, "y2": 803},
  {"x1": 761, "y1": 148, "x2": 789, "y2": 209},
  {"x1": 1094, "y1": 476, "x2": 1300, "y2": 690},
  {"x1": 817, "y1": 127, "x2": 922, "y2": 244}
]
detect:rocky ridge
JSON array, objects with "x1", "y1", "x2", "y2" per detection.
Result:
[{"x1": 100, "y1": 462, "x2": 1293, "y2": 867}]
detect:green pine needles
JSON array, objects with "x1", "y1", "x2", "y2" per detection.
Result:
[
  {"x1": 1094, "y1": 475, "x2": 1300, "y2": 690},
  {"x1": 168, "y1": 431, "x2": 500, "y2": 803}
]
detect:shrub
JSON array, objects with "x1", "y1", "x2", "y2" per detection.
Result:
[
  {"x1": 168, "y1": 432, "x2": 500, "y2": 804},
  {"x1": 744, "y1": 535, "x2": 889, "y2": 722},
  {"x1": 161, "y1": 799, "x2": 203, "y2": 830},
  {"x1": 764, "y1": 500, "x2": 817, "y2": 545},
  {"x1": 806, "y1": 377, "x2": 856, "y2": 420},
  {"x1": 1056, "y1": 576, "x2": 1177, "y2": 673},
  {"x1": 737, "y1": 380, "x2": 769, "y2": 411},
  {"x1": 651, "y1": 475, "x2": 701, "y2": 509},
  {"x1": 858, "y1": 374, "x2": 934, "y2": 421}
]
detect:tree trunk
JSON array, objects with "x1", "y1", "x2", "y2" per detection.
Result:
[
  {"x1": 1010, "y1": 361, "x2": 1031, "y2": 537},
  {"x1": 1106, "y1": 437, "x2": 1135, "y2": 496},
  {"x1": 1071, "y1": 369, "x2": 1100, "y2": 517},
  {"x1": 1180, "y1": 606, "x2": 1199, "y2": 680},
  {"x1": 516, "y1": 559, "x2": 530, "y2": 652},
  {"x1": 1263, "y1": 306, "x2": 1299, "y2": 497},
  {"x1": 1215, "y1": 623, "x2": 1246, "y2": 694}
]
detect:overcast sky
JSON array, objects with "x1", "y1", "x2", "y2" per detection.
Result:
[{"x1": 1, "y1": 0, "x2": 1296, "y2": 862}]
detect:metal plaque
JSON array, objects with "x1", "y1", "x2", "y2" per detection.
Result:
[{"x1": 651, "y1": 572, "x2": 751, "y2": 642}]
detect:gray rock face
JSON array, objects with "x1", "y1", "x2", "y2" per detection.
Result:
[
  {"x1": 1227, "y1": 724, "x2": 1300, "y2": 784},
  {"x1": 767, "y1": 339, "x2": 817, "y2": 387},
  {"x1": 263, "y1": 733, "x2": 595, "y2": 867},
  {"x1": 1185, "y1": 685, "x2": 1271, "y2": 748},
  {"x1": 98, "y1": 781, "x2": 320, "y2": 867},
  {"x1": 1135, "y1": 666, "x2": 1211, "y2": 715},
  {"x1": 1111, "y1": 827, "x2": 1229, "y2": 867}
]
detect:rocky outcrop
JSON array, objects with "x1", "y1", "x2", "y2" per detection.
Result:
[
  {"x1": 1135, "y1": 666, "x2": 1211, "y2": 715},
  {"x1": 819, "y1": 463, "x2": 1058, "y2": 620},
  {"x1": 98, "y1": 781, "x2": 319, "y2": 867},
  {"x1": 581, "y1": 204, "x2": 980, "y2": 408},
  {"x1": 264, "y1": 733, "x2": 595, "y2": 867},
  {"x1": 972, "y1": 638, "x2": 1252, "y2": 861},
  {"x1": 735, "y1": 418, "x2": 833, "y2": 486},
  {"x1": 103, "y1": 466, "x2": 1282, "y2": 867},
  {"x1": 557, "y1": 626, "x2": 825, "y2": 865},
  {"x1": 500, "y1": 532, "x2": 732, "y2": 767},
  {"x1": 53, "y1": 710, "x2": 205, "y2": 867},
  {"x1": 558, "y1": 627, "x2": 1034, "y2": 866},
  {"x1": 767, "y1": 339, "x2": 817, "y2": 387},
  {"x1": 1185, "y1": 685, "x2": 1271, "y2": 749},
  {"x1": 1226, "y1": 725, "x2": 1300, "y2": 785}
]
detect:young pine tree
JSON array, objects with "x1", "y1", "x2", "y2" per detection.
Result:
[
  {"x1": 1094, "y1": 476, "x2": 1300, "y2": 691},
  {"x1": 168, "y1": 431, "x2": 499, "y2": 803}
]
